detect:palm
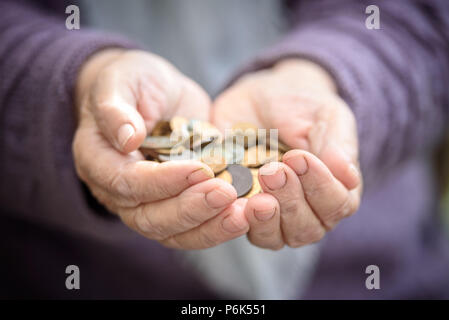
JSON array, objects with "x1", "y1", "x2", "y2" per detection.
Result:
[{"x1": 212, "y1": 84, "x2": 341, "y2": 156}]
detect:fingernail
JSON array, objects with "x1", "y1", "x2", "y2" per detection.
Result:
[
  {"x1": 254, "y1": 207, "x2": 276, "y2": 221},
  {"x1": 117, "y1": 124, "x2": 135, "y2": 150},
  {"x1": 260, "y1": 163, "x2": 286, "y2": 190},
  {"x1": 206, "y1": 188, "x2": 234, "y2": 208},
  {"x1": 188, "y1": 167, "x2": 214, "y2": 184},
  {"x1": 286, "y1": 155, "x2": 308, "y2": 176},
  {"x1": 222, "y1": 215, "x2": 247, "y2": 233}
]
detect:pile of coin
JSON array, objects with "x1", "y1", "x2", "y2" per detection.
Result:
[{"x1": 139, "y1": 117, "x2": 290, "y2": 198}]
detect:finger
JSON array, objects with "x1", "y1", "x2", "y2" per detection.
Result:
[
  {"x1": 245, "y1": 193, "x2": 283, "y2": 250},
  {"x1": 90, "y1": 69, "x2": 147, "y2": 153},
  {"x1": 74, "y1": 123, "x2": 215, "y2": 206},
  {"x1": 211, "y1": 87, "x2": 261, "y2": 132},
  {"x1": 283, "y1": 150, "x2": 360, "y2": 230},
  {"x1": 309, "y1": 104, "x2": 360, "y2": 190},
  {"x1": 161, "y1": 198, "x2": 249, "y2": 249},
  {"x1": 169, "y1": 77, "x2": 211, "y2": 121},
  {"x1": 123, "y1": 178, "x2": 237, "y2": 240},
  {"x1": 258, "y1": 161, "x2": 326, "y2": 247}
]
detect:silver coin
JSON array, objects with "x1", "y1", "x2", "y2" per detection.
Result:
[
  {"x1": 141, "y1": 136, "x2": 179, "y2": 149},
  {"x1": 158, "y1": 149, "x2": 200, "y2": 162},
  {"x1": 227, "y1": 164, "x2": 253, "y2": 197}
]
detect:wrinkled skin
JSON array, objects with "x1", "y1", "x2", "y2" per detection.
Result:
[
  {"x1": 73, "y1": 50, "x2": 362, "y2": 250},
  {"x1": 212, "y1": 59, "x2": 362, "y2": 249}
]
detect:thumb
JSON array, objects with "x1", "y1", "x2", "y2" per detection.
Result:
[
  {"x1": 92, "y1": 93, "x2": 147, "y2": 154},
  {"x1": 309, "y1": 112, "x2": 360, "y2": 190}
]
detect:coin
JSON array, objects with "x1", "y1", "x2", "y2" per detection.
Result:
[
  {"x1": 156, "y1": 144, "x2": 185, "y2": 155},
  {"x1": 201, "y1": 143, "x2": 228, "y2": 173},
  {"x1": 244, "y1": 168, "x2": 261, "y2": 198},
  {"x1": 227, "y1": 164, "x2": 253, "y2": 197},
  {"x1": 266, "y1": 137, "x2": 290, "y2": 153},
  {"x1": 150, "y1": 120, "x2": 171, "y2": 136},
  {"x1": 243, "y1": 145, "x2": 281, "y2": 168},
  {"x1": 232, "y1": 122, "x2": 259, "y2": 148},
  {"x1": 140, "y1": 147, "x2": 160, "y2": 159},
  {"x1": 208, "y1": 163, "x2": 227, "y2": 174},
  {"x1": 170, "y1": 116, "x2": 188, "y2": 132},
  {"x1": 141, "y1": 136, "x2": 180, "y2": 149},
  {"x1": 188, "y1": 134, "x2": 215, "y2": 150},
  {"x1": 222, "y1": 138, "x2": 245, "y2": 164},
  {"x1": 158, "y1": 149, "x2": 198, "y2": 162},
  {"x1": 216, "y1": 170, "x2": 232, "y2": 184},
  {"x1": 140, "y1": 119, "x2": 286, "y2": 196}
]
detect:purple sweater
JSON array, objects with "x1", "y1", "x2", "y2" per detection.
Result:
[{"x1": 1, "y1": 0, "x2": 449, "y2": 299}]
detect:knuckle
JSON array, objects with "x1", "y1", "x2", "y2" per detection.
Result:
[
  {"x1": 160, "y1": 236, "x2": 182, "y2": 249},
  {"x1": 285, "y1": 237, "x2": 305, "y2": 248},
  {"x1": 198, "y1": 227, "x2": 219, "y2": 248},
  {"x1": 324, "y1": 196, "x2": 352, "y2": 224},
  {"x1": 253, "y1": 227, "x2": 278, "y2": 239},
  {"x1": 302, "y1": 227, "x2": 326, "y2": 244},
  {"x1": 269, "y1": 242, "x2": 285, "y2": 251},
  {"x1": 176, "y1": 195, "x2": 205, "y2": 228},
  {"x1": 72, "y1": 136, "x2": 89, "y2": 183},
  {"x1": 304, "y1": 180, "x2": 334, "y2": 198},
  {"x1": 109, "y1": 167, "x2": 138, "y2": 204},
  {"x1": 133, "y1": 208, "x2": 165, "y2": 240},
  {"x1": 286, "y1": 227, "x2": 325, "y2": 247},
  {"x1": 349, "y1": 194, "x2": 361, "y2": 216},
  {"x1": 280, "y1": 198, "x2": 301, "y2": 217},
  {"x1": 151, "y1": 174, "x2": 177, "y2": 199}
]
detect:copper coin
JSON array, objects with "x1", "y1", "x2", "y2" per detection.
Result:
[
  {"x1": 243, "y1": 145, "x2": 281, "y2": 168},
  {"x1": 231, "y1": 122, "x2": 258, "y2": 148},
  {"x1": 266, "y1": 137, "x2": 290, "y2": 153},
  {"x1": 227, "y1": 164, "x2": 253, "y2": 197},
  {"x1": 170, "y1": 116, "x2": 188, "y2": 132},
  {"x1": 207, "y1": 163, "x2": 228, "y2": 174},
  {"x1": 140, "y1": 147, "x2": 160, "y2": 159},
  {"x1": 150, "y1": 120, "x2": 172, "y2": 136},
  {"x1": 244, "y1": 169, "x2": 262, "y2": 198}
]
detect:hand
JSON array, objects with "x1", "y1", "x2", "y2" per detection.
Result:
[
  {"x1": 73, "y1": 49, "x2": 249, "y2": 249},
  {"x1": 212, "y1": 59, "x2": 362, "y2": 250}
]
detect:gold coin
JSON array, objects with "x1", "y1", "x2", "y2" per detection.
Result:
[
  {"x1": 216, "y1": 170, "x2": 232, "y2": 184},
  {"x1": 243, "y1": 145, "x2": 281, "y2": 168},
  {"x1": 266, "y1": 137, "x2": 290, "y2": 153},
  {"x1": 140, "y1": 147, "x2": 160, "y2": 159},
  {"x1": 232, "y1": 122, "x2": 259, "y2": 133},
  {"x1": 244, "y1": 169, "x2": 261, "y2": 198},
  {"x1": 231, "y1": 122, "x2": 258, "y2": 148},
  {"x1": 207, "y1": 163, "x2": 228, "y2": 174},
  {"x1": 242, "y1": 145, "x2": 260, "y2": 167},
  {"x1": 170, "y1": 116, "x2": 188, "y2": 132},
  {"x1": 150, "y1": 120, "x2": 171, "y2": 136}
]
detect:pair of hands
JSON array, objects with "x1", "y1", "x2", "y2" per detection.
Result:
[{"x1": 73, "y1": 49, "x2": 362, "y2": 250}]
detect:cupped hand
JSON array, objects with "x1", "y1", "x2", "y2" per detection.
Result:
[
  {"x1": 212, "y1": 59, "x2": 362, "y2": 250},
  {"x1": 73, "y1": 49, "x2": 248, "y2": 249}
]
